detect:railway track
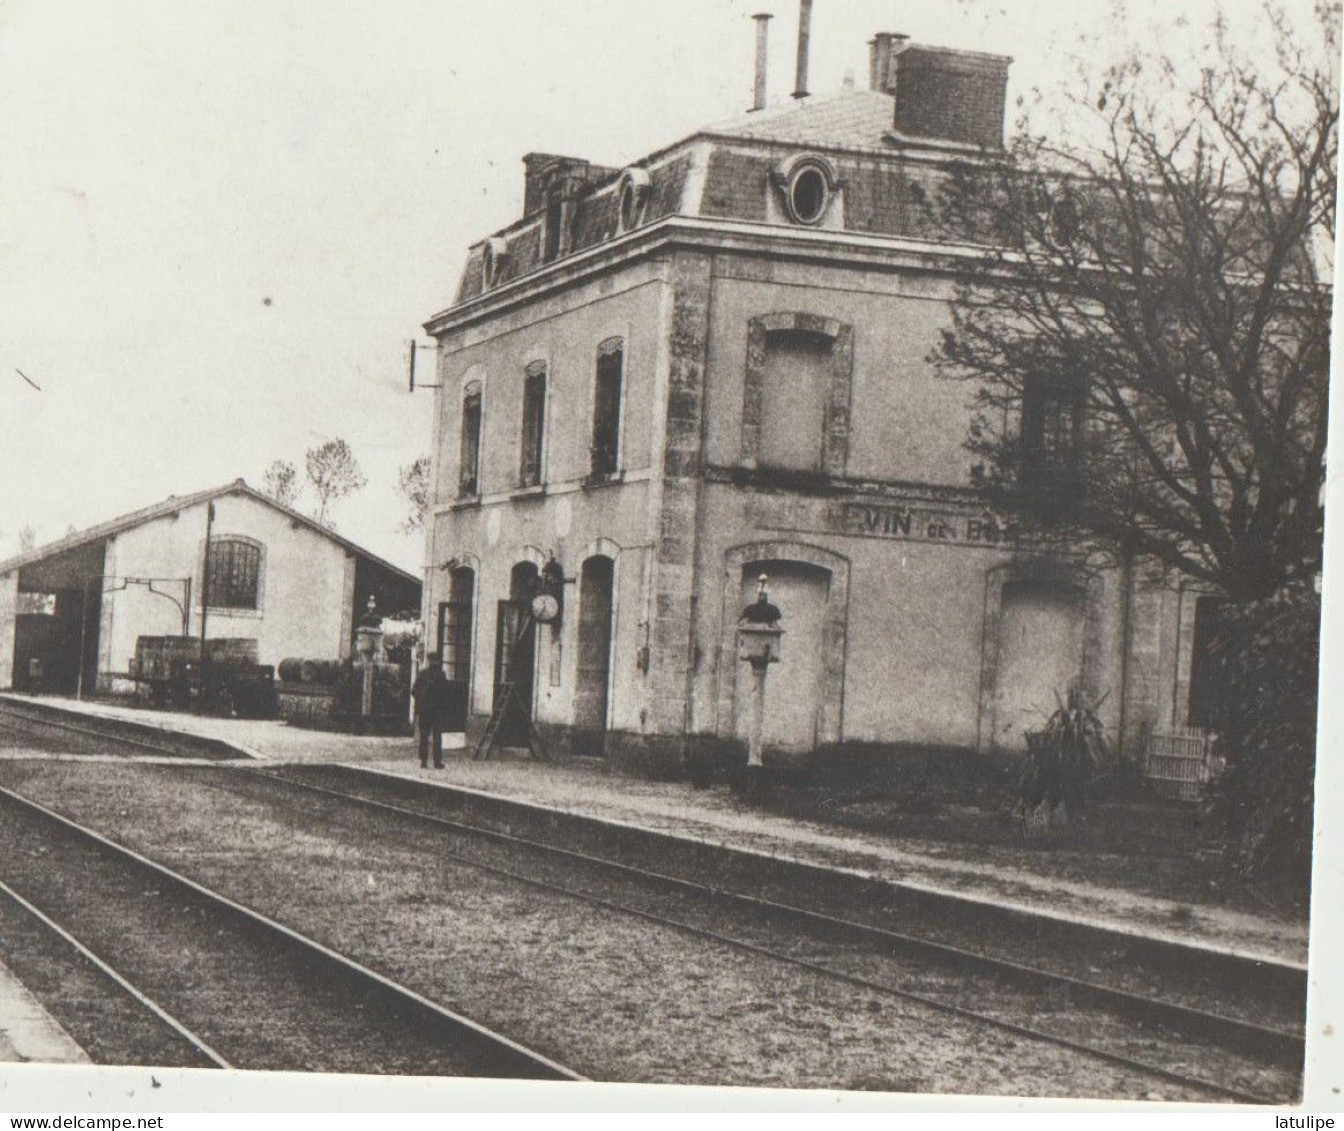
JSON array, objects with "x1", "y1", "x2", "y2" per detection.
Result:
[
  {"x1": 0, "y1": 784, "x2": 583, "y2": 1081},
  {"x1": 0, "y1": 710, "x2": 1304, "y2": 1098},
  {"x1": 0, "y1": 702, "x2": 224, "y2": 760},
  {"x1": 226, "y1": 762, "x2": 1297, "y2": 1103}
]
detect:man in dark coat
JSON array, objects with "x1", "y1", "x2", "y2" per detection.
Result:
[{"x1": 411, "y1": 652, "x2": 451, "y2": 769}]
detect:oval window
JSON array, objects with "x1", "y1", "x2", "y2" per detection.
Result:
[{"x1": 789, "y1": 166, "x2": 829, "y2": 224}]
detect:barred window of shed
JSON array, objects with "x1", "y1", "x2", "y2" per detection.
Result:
[{"x1": 207, "y1": 538, "x2": 261, "y2": 610}]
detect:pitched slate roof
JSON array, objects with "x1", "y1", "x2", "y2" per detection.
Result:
[
  {"x1": 0, "y1": 480, "x2": 419, "y2": 584},
  {"x1": 703, "y1": 87, "x2": 898, "y2": 151}
]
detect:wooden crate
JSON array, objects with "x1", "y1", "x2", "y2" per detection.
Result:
[{"x1": 1145, "y1": 727, "x2": 1219, "y2": 801}]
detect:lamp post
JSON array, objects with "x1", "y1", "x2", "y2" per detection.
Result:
[
  {"x1": 356, "y1": 596, "x2": 383, "y2": 725},
  {"x1": 736, "y1": 574, "x2": 783, "y2": 770}
]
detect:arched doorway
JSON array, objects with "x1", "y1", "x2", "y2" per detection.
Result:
[
  {"x1": 991, "y1": 579, "x2": 1085, "y2": 752},
  {"x1": 436, "y1": 565, "x2": 475, "y2": 731},
  {"x1": 492, "y1": 562, "x2": 539, "y2": 745},
  {"x1": 732, "y1": 560, "x2": 831, "y2": 757},
  {"x1": 574, "y1": 554, "x2": 615, "y2": 756}
]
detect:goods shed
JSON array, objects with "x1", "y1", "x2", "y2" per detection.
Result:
[{"x1": 0, "y1": 480, "x2": 420, "y2": 697}]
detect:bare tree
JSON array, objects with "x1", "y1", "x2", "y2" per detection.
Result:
[
  {"x1": 933, "y1": 6, "x2": 1335, "y2": 888},
  {"x1": 261, "y1": 459, "x2": 301, "y2": 510},
  {"x1": 305, "y1": 438, "x2": 367, "y2": 529},
  {"x1": 933, "y1": 5, "x2": 1335, "y2": 602},
  {"x1": 396, "y1": 456, "x2": 432, "y2": 533}
]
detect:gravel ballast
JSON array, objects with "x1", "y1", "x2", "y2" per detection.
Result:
[{"x1": 0, "y1": 757, "x2": 1245, "y2": 1099}]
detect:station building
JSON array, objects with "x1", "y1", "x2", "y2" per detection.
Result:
[
  {"x1": 0, "y1": 481, "x2": 420, "y2": 696},
  {"x1": 419, "y1": 31, "x2": 1216, "y2": 773}
]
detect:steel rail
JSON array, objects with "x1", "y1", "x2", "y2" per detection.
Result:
[
  {"x1": 0, "y1": 705, "x2": 194, "y2": 759},
  {"x1": 0, "y1": 784, "x2": 586, "y2": 1083},
  {"x1": 239, "y1": 764, "x2": 1289, "y2": 1105},
  {"x1": 0, "y1": 710, "x2": 1298, "y2": 1099},
  {"x1": 0, "y1": 878, "x2": 233, "y2": 1069}
]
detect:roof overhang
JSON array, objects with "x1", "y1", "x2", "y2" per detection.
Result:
[{"x1": 424, "y1": 215, "x2": 1001, "y2": 339}]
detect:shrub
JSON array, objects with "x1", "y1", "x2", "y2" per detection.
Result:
[
  {"x1": 1206, "y1": 583, "x2": 1320, "y2": 899},
  {"x1": 1016, "y1": 688, "x2": 1109, "y2": 830}
]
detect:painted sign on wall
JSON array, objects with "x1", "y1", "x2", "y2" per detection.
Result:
[{"x1": 836, "y1": 502, "x2": 1018, "y2": 547}]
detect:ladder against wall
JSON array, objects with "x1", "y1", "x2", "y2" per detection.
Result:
[
  {"x1": 474, "y1": 608, "x2": 548, "y2": 762},
  {"x1": 472, "y1": 680, "x2": 548, "y2": 761}
]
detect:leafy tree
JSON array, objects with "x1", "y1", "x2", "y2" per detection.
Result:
[
  {"x1": 261, "y1": 459, "x2": 301, "y2": 509},
  {"x1": 933, "y1": 4, "x2": 1334, "y2": 602},
  {"x1": 396, "y1": 456, "x2": 432, "y2": 533},
  {"x1": 304, "y1": 438, "x2": 367, "y2": 529},
  {"x1": 18, "y1": 524, "x2": 36, "y2": 552}
]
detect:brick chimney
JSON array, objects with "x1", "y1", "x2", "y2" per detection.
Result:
[{"x1": 869, "y1": 35, "x2": 1012, "y2": 150}]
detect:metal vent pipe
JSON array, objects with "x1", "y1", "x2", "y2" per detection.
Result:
[
  {"x1": 792, "y1": 0, "x2": 812, "y2": 99},
  {"x1": 751, "y1": 13, "x2": 772, "y2": 111}
]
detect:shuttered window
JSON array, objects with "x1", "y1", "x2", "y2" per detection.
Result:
[
  {"x1": 459, "y1": 385, "x2": 482, "y2": 496},
  {"x1": 590, "y1": 337, "x2": 623, "y2": 478},
  {"x1": 520, "y1": 361, "x2": 546, "y2": 487}
]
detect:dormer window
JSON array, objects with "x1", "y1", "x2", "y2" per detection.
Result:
[
  {"x1": 774, "y1": 155, "x2": 838, "y2": 226},
  {"x1": 482, "y1": 238, "x2": 508, "y2": 290},
  {"x1": 616, "y1": 168, "x2": 651, "y2": 234},
  {"x1": 542, "y1": 187, "x2": 564, "y2": 263}
]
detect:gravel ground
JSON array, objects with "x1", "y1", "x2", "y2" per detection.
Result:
[
  {"x1": 359, "y1": 757, "x2": 1308, "y2": 964},
  {"x1": 242, "y1": 764, "x2": 1299, "y2": 1102},
  {"x1": 287, "y1": 763, "x2": 1306, "y2": 1036},
  {"x1": 0, "y1": 757, "x2": 1234, "y2": 1099},
  {"x1": 1, "y1": 697, "x2": 1306, "y2": 960}
]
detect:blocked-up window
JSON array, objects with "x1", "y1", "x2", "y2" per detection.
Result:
[
  {"x1": 520, "y1": 361, "x2": 547, "y2": 487},
  {"x1": 760, "y1": 329, "x2": 832, "y2": 472},
  {"x1": 207, "y1": 538, "x2": 261, "y2": 609},
  {"x1": 459, "y1": 385, "x2": 482, "y2": 496},
  {"x1": 590, "y1": 337, "x2": 624, "y2": 478}
]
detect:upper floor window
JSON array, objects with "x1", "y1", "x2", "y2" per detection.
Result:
[
  {"x1": 207, "y1": 537, "x2": 261, "y2": 610},
  {"x1": 520, "y1": 361, "x2": 547, "y2": 487},
  {"x1": 459, "y1": 383, "x2": 483, "y2": 497},
  {"x1": 590, "y1": 337, "x2": 624, "y2": 479},
  {"x1": 1021, "y1": 376, "x2": 1083, "y2": 486}
]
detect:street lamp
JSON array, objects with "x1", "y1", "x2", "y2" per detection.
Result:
[
  {"x1": 736, "y1": 574, "x2": 783, "y2": 770},
  {"x1": 355, "y1": 596, "x2": 384, "y2": 724}
]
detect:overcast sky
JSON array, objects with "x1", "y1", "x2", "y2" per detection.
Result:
[{"x1": 0, "y1": 0, "x2": 1329, "y2": 570}]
